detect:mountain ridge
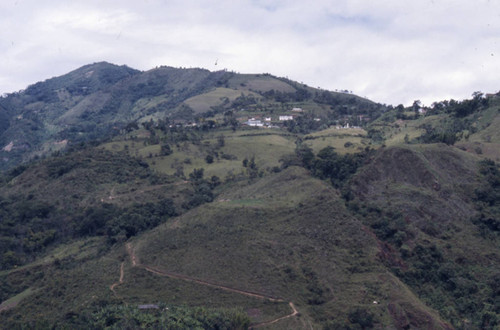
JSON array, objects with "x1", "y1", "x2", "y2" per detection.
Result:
[{"x1": 0, "y1": 62, "x2": 381, "y2": 172}]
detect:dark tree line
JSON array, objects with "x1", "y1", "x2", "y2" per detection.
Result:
[
  {"x1": 290, "y1": 144, "x2": 372, "y2": 190},
  {"x1": 428, "y1": 92, "x2": 490, "y2": 117}
]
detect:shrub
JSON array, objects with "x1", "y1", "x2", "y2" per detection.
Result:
[{"x1": 348, "y1": 308, "x2": 374, "y2": 328}]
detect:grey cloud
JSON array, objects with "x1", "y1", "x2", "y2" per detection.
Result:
[{"x1": 0, "y1": 0, "x2": 499, "y2": 105}]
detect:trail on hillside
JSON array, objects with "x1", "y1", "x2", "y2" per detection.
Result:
[
  {"x1": 124, "y1": 242, "x2": 300, "y2": 327},
  {"x1": 126, "y1": 243, "x2": 137, "y2": 266},
  {"x1": 252, "y1": 302, "x2": 299, "y2": 328},
  {"x1": 109, "y1": 262, "x2": 125, "y2": 298}
]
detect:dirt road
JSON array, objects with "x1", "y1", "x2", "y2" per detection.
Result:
[
  {"x1": 123, "y1": 242, "x2": 300, "y2": 327},
  {"x1": 109, "y1": 262, "x2": 125, "y2": 296}
]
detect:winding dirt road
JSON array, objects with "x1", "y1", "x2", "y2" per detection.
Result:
[{"x1": 119, "y1": 242, "x2": 300, "y2": 327}]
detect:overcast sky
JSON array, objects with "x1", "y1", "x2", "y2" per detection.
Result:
[{"x1": 1, "y1": 0, "x2": 499, "y2": 106}]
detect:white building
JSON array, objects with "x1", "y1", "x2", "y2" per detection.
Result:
[
  {"x1": 246, "y1": 118, "x2": 264, "y2": 127},
  {"x1": 279, "y1": 115, "x2": 294, "y2": 121}
]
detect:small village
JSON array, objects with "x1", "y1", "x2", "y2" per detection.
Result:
[{"x1": 240, "y1": 106, "x2": 364, "y2": 130}]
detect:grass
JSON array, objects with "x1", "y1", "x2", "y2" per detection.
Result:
[
  {"x1": 305, "y1": 135, "x2": 368, "y2": 154},
  {"x1": 0, "y1": 237, "x2": 104, "y2": 277},
  {"x1": 0, "y1": 288, "x2": 36, "y2": 311},
  {"x1": 305, "y1": 127, "x2": 367, "y2": 138},
  {"x1": 228, "y1": 74, "x2": 296, "y2": 93},
  {"x1": 303, "y1": 127, "x2": 370, "y2": 154},
  {"x1": 457, "y1": 107, "x2": 500, "y2": 160},
  {"x1": 2, "y1": 106, "x2": 498, "y2": 328},
  {"x1": 130, "y1": 95, "x2": 171, "y2": 119},
  {"x1": 0, "y1": 244, "x2": 126, "y2": 323},
  {"x1": 372, "y1": 116, "x2": 434, "y2": 146},
  {"x1": 184, "y1": 87, "x2": 261, "y2": 113},
  {"x1": 225, "y1": 198, "x2": 265, "y2": 206},
  {"x1": 103, "y1": 128, "x2": 297, "y2": 179},
  {"x1": 0, "y1": 142, "x2": 489, "y2": 328},
  {"x1": 126, "y1": 167, "x2": 444, "y2": 328},
  {"x1": 115, "y1": 266, "x2": 292, "y2": 325}
]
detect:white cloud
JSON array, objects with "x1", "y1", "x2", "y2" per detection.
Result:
[{"x1": 0, "y1": 0, "x2": 499, "y2": 105}]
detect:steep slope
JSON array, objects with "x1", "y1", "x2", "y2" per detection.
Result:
[
  {"x1": 0, "y1": 62, "x2": 140, "y2": 169},
  {"x1": 349, "y1": 144, "x2": 499, "y2": 328},
  {"x1": 0, "y1": 165, "x2": 453, "y2": 329},
  {"x1": 0, "y1": 147, "x2": 189, "y2": 270},
  {"x1": 351, "y1": 145, "x2": 479, "y2": 227},
  {"x1": 127, "y1": 167, "x2": 450, "y2": 329}
]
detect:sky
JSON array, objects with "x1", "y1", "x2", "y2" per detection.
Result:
[{"x1": 1, "y1": 0, "x2": 499, "y2": 106}]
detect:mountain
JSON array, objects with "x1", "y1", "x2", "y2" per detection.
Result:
[
  {"x1": 0, "y1": 63, "x2": 499, "y2": 329},
  {"x1": 0, "y1": 62, "x2": 381, "y2": 172}
]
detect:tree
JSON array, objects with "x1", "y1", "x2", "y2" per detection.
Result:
[
  {"x1": 217, "y1": 134, "x2": 225, "y2": 147},
  {"x1": 189, "y1": 168, "x2": 204, "y2": 181},
  {"x1": 2, "y1": 251, "x2": 19, "y2": 268},
  {"x1": 412, "y1": 100, "x2": 422, "y2": 110},
  {"x1": 295, "y1": 144, "x2": 315, "y2": 169},
  {"x1": 160, "y1": 143, "x2": 173, "y2": 156},
  {"x1": 210, "y1": 176, "x2": 221, "y2": 189},
  {"x1": 472, "y1": 91, "x2": 484, "y2": 100},
  {"x1": 348, "y1": 308, "x2": 374, "y2": 328},
  {"x1": 413, "y1": 100, "x2": 421, "y2": 118}
]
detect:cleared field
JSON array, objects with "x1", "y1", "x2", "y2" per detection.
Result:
[
  {"x1": 370, "y1": 115, "x2": 443, "y2": 146},
  {"x1": 228, "y1": 74, "x2": 296, "y2": 93},
  {"x1": 150, "y1": 133, "x2": 295, "y2": 178},
  {"x1": 102, "y1": 129, "x2": 296, "y2": 179},
  {"x1": 469, "y1": 107, "x2": 500, "y2": 143},
  {"x1": 306, "y1": 127, "x2": 367, "y2": 138},
  {"x1": 184, "y1": 87, "x2": 261, "y2": 113}
]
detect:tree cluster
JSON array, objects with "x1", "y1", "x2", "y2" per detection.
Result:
[
  {"x1": 293, "y1": 144, "x2": 372, "y2": 189},
  {"x1": 429, "y1": 92, "x2": 489, "y2": 117}
]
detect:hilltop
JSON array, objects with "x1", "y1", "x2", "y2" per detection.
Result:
[{"x1": 0, "y1": 62, "x2": 381, "y2": 172}]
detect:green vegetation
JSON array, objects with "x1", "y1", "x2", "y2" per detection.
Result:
[
  {"x1": 0, "y1": 63, "x2": 499, "y2": 328},
  {"x1": 345, "y1": 145, "x2": 500, "y2": 328},
  {"x1": 89, "y1": 304, "x2": 250, "y2": 329},
  {"x1": 0, "y1": 148, "x2": 182, "y2": 269},
  {"x1": 472, "y1": 159, "x2": 500, "y2": 239},
  {"x1": 0, "y1": 62, "x2": 385, "y2": 173}
]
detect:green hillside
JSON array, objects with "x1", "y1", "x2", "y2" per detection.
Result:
[
  {"x1": 0, "y1": 165, "x2": 454, "y2": 329},
  {"x1": 349, "y1": 145, "x2": 499, "y2": 327},
  {"x1": 0, "y1": 63, "x2": 382, "y2": 172},
  {"x1": 0, "y1": 64, "x2": 499, "y2": 329}
]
